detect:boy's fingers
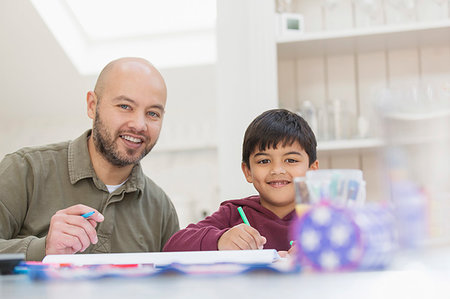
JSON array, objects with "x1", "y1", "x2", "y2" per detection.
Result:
[
  {"x1": 243, "y1": 225, "x2": 266, "y2": 249},
  {"x1": 238, "y1": 233, "x2": 259, "y2": 250}
]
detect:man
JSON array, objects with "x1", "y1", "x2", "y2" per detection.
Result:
[{"x1": 0, "y1": 57, "x2": 179, "y2": 261}]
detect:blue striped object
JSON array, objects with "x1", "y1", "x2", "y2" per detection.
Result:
[{"x1": 292, "y1": 202, "x2": 396, "y2": 271}]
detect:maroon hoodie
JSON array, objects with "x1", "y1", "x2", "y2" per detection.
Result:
[{"x1": 163, "y1": 195, "x2": 296, "y2": 252}]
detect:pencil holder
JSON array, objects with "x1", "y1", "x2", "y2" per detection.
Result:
[
  {"x1": 291, "y1": 202, "x2": 397, "y2": 271},
  {"x1": 294, "y1": 169, "x2": 366, "y2": 207}
]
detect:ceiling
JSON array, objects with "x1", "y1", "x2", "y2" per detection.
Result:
[{"x1": 30, "y1": 0, "x2": 217, "y2": 75}]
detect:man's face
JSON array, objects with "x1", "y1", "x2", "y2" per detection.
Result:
[{"x1": 90, "y1": 62, "x2": 166, "y2": 167}]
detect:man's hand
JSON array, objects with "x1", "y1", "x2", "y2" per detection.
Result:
[
  {"x1": 218, "y1": 223, "x2": 266, "y2": 250},
  {"x1": 45, "y1": 204, "x2": 104, "y2": 255}
]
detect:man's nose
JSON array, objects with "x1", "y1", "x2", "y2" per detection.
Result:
[{"x1": 129, "y1": 113, "x2": 147, "y2": 132}]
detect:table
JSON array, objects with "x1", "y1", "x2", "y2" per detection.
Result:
[{"x1": 1, "y1": 247, "x2": 449, "y2": 299}]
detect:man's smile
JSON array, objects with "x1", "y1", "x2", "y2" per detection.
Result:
[{"x1": 120, "y1": 134, "x2": 144, "y2": 144}]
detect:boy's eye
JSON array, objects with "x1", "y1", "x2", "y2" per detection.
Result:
[
  {"x1": 257, "y1": 159, "x2": 270, "y2": 164},
  {"x1": 286, "y1": 158, "x2": 298, "y2": 163}
]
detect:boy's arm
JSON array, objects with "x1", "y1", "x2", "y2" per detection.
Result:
[{"x1": 163, "y1": 205, "x2": 233, "y2": 251}]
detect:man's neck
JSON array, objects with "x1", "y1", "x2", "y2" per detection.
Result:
[{"x1": 87, "y1": 136, "x2": 134, "y2": 185}]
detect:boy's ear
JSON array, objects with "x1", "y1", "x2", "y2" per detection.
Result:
[
  {"x1": 241, "y1": 162, "x2": 253, "y2": 183},
  {"x1": 309, "y1": 159, "x2": 319, "y2": 170}
]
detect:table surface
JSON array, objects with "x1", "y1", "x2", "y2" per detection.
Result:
[{"x1": 1, "y1": 247, "x2": 449, "y2": 299}]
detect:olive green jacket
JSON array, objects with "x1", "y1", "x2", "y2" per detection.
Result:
[{"x1": 0, "y1": 130, "x2": 179, "y2": 261}]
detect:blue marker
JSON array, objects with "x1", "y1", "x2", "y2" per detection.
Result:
[
  {"x1": 81, "y1": 211, "x2": 95, "y2": 218},
  {"x1": 347, "y1": 180, "x2": 360, "y2": 201}
]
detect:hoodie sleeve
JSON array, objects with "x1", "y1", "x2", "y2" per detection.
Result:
[{"x1": 163, "y1": 204, "x2": 234, "y2": 251}]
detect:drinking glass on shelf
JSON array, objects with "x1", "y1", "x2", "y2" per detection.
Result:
[
  {"x1": 327, "y1": 99, "x2": 356, "y2": 140},
  {"x1": 384, "y1": 0, "x2": 418, "y2": 24},
  {"x1": 298, "y1": 100, "x2": 319, "y2": 137},
  {"x1": 352, "y1": 0, "x2": 384, "y2": 28},
  {"x1": 276, "y1": 0, "x2": 293, "y2": 13},
  {"x1": 321, "y1": 0, "x2": 354, "y2": 30}
]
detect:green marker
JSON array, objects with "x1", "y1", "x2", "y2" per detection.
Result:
[{"x1": 237, "y1": 206, "x2": 250, "y2": 226}]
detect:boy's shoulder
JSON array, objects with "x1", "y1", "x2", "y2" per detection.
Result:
[{"x1": 220, "y1": 195, "x2": 261, "y2": 208}]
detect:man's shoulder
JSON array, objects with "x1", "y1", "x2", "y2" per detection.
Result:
[
  {"x1": 13, "y1": 141, "x2": 70, "y2": 156},
  {"x1": 12, "y1": 140, "x2": 70, "y2": 159}
]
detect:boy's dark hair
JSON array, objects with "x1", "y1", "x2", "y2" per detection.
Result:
[{"x1": 242, "y1": 108, "x2": 317, "y2": 168}]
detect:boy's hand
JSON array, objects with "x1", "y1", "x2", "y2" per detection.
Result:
[
  {"x1": 278, "y1": 241, "x2": 297, "y2": 258},
  {"x1": 218, "y1": 223, "x2": 266, "y2": 250},
  {"x1": 46, "y1": 204, "x2": 104, "y2": 255}
]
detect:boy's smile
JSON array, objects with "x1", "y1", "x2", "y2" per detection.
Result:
[{"x1": 242, "y1": 141, "x2": 318, "y2": 219}]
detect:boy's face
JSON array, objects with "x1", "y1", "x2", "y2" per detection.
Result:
[{"x1": 241, "y1": 141, "x2": 318, "y2": 218}]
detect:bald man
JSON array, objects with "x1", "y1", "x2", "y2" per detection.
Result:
[{"x1": 0, "y1": 58, "x2": 179, "y2": 260}]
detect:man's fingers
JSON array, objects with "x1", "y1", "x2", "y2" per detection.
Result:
[
  {"x1": 50, "y1": 233, "x2": 83, "y2": 255},
  {"x1": 61, "y1": 225, "x2": 92, "y2": 252},
  {"x1": 57, "y1": 204, "x2": 104, "y2": 223},
  {"x1": 46, "y1": 205, "x2": 104, "y2": 256},
  {"x1": 88, "y1": 219, "x2": 98, "y2": 228},
  {"x1": 64, "y1": 215, "x2": 99, "y2": 244}
]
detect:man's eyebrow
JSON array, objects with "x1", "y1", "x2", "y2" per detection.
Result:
[
  {"x1": 112, "y1": 96, "x2": 165, "y2": 112},
  {"x1": 111, "y1": 95, "x2": 136, "y2": 105}
]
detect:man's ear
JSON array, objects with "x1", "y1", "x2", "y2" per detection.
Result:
[
  {"x1": 309, "y1": 159, "x2": 319, "y2": 170},
  {"x1": 241, "y1": 162, "x2": 253, "y2": 183},
  {"x1": 86, "y1": 91, "x2": 97, "y2": 120}
]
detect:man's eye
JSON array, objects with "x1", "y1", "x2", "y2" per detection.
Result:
[
  {"x1": 257, "y1": 159, "x2": 270, "y2": 164},
  {"x1": 119, "y1": 104, "x2": 130, "y2": 110},
  {"x1": 147, "y1": 111, "x2": 160, "y2": 118}
]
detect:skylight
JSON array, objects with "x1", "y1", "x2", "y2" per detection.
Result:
[{"x1": 31, "y1": 0, "x2": 217, "y2": 75}]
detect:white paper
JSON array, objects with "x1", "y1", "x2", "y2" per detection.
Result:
[{"x1": 42, "y1": 249, "x2": 280, "y2": 266}]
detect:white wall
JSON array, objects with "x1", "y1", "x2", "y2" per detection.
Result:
[{"x1": 0, "y1": 0, "x2": 219, "y2": 228}]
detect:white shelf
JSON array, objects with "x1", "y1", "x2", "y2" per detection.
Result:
[
  {"x1": 383, "y1": 109, "x2": 450, "y2": 121},
  {"x1": 317, "y1": 138, "x2": 385, "y2": 152},
  {"x1": 153, "y1": 143, "x2": 217, "y2": 154},
  {"x1": 277, "y1": 20, "x2": 450, "y2": 59}
]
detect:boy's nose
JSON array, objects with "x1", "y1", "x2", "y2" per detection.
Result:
[{"x1": 270, "y1": 165, "x2": 287, "y2": 175}]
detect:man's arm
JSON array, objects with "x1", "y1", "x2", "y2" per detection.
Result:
[
  {"x1": 0, "y1": 153, "x2": 46, "y2": 260},
  {"x1": 0, "y1": 154, "x2": 104, "y2": 260},
  {"x1": 160, "y1": 199, "x2": 180, "y2": 251}
]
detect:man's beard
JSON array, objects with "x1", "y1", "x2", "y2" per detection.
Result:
[{"x1": 92, "y1": 112, "x2": 154, "y2": 167}]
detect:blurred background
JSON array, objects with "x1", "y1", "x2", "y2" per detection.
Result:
[{"x1": 0, "y1": 0, "x2": 449, "y2": 236}]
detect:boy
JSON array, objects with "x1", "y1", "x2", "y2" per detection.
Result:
[{"x1": 163, "y1": 109, "x2": 318, "y2": 252}]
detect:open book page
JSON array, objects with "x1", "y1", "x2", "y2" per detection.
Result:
[{"x1": 42, "y1": 249, "x2": 281, "y2": 266}]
